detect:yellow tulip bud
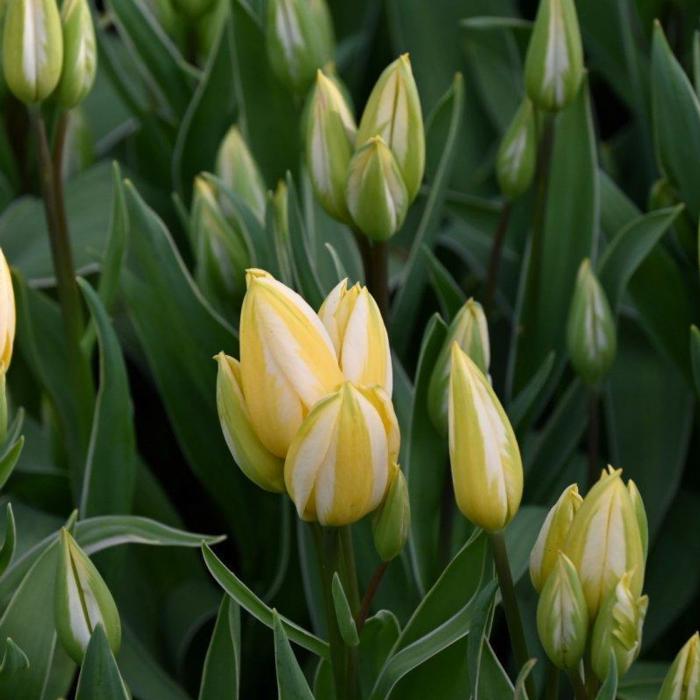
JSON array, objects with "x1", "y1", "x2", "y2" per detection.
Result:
[
  {"x1": 3, "y1": 0, "x2": 63, "y2": 104},
  {"x1": 284, "y1": 382, "x2": 391, "y2": 526},
  {"x1": 590, "y1": 571, "x2": 648, "y2": 681},
  {"x1": 0, "y1": 249, "x2": 15, "y2": 373},
  {"x1": 215, "y1": 353, "x2": 285, "y2": 493},
  {"x1": 318, "y1": 278, "x2": 392, "y2": 396},
  {"x1": 564, "y1": 467, "x2": 646, "y2": 617},
  {"x1": 356, "y1": 385, "x2": 400, "y2": 465},
  {"x1": 658, "y1": 632, "x2": 700, "y2": 700},
  {"x1": 496, "y1": 97, "x2": 537, "y2": 199},
  {"x1": 530, "y1": 483, "x2": 583, "y2": 592},
  {"x1": 448, "y1": 343, "x2": 523, "y2": 531},
  {"x1": 627, "y1": 479, "x2": 648, "y2": 562},
  {"x1": 427, "y1": 298, "x2": 490, "y2": 436},
  {"x1": 536, "y1": 552, "x2": 588, "y2": 670},
  {"x1": 55, "y1": 0, "x2": 96, "y2": 108},
  {"x1": 372, "y1": 465, "x2": 410, "y2": 561},
  {"x1": 356, "y1": 54, "x2": 425, "y2": 202},
  {"x1": 240, "y1": 269, "x2": 343, "y2": 458}
]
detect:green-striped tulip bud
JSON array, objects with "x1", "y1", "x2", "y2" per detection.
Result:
[
  {"x1": 566, "y1": 259, "x2": 617, "y2": 385},
  {"x1": 170, "y1": 0, "x2": 215, "y2": 19},
  {"x1": 658, "y1": 632, "x2": 700, "y2": 700},
  {"x1": 590, "y1": 571, "x2": 648, "y2": 681},
  {"x1": 306, "y1": 70, "x2": 356, "y2": 223},
  {"x1": 536, "y1": 552, "x2": 588, "y2": 670},
  {"x1": 524, "y1": 0, "x2": 584, "y2": 112},
  {"x1": 496, "y1": 98, "x2": 537, "y2": 199},
  {"x1": 627, "y1": 479, "x2": 648, "y2": 562},
  {"x1": 356, "y1": 54, "x2": 424, "y2": 202},
  {"x1": 54, "y1": 529, "x2": 121, "y2": 664},
  {"x1": 215, "y1": 352, "x2": 285, "y2": 493},
  {"x1": 346, "y1": 136, "x2": 408, "y2": 241},
  {"x1": 3, "y1": 0, "x2": 64, "y2": 103},
  {"x1": 530, "y1": 483, "x2": 582, "y2": 592},
  {"x1": 428, "y1": 299, "x2": 490, "y2": 437},
  {"x1": 265, "y1": 0, "x2": 334, "y2": 94},
  {"x1": 372, "y1": 466, "x2": 410, "y2": 562},
  {"x1": 215, "y1": 126, "x2": 267, "y2": 224},
  {"x1": 55, "y1": 0, "x2": 96, "y2": 108}
]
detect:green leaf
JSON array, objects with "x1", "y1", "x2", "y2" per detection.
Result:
[
  {"x1": 75, "y1": 625, "x2": 131, "y2": 700},
  {"x1": 423, "y1": 246, "x2": 467, "y2": 322},
  {"x1": 0, "y1": 639, "x2": 29, "y2": 679},
  {"x1": 513, "y1": 659, "x2": 537, "y2": 699},
  {"x1": 466, "y1": 583, "x2": 497, "y2": 699},
  {"x1": 331, "y1": 573, "x2": 359, "y2": 647},
  {"x1": 618, "y1": 662, "x2": 668, "y2": 700},
  {"x1": 595, "y1": 652, "x2": 618, "y2": 700},
  {"x1": 508, "y1": 351, "x2": 555, "y2": 433},
  {"x1": 0, "y1": 504, "x2": 16, "y2": 576},
  {"x1": 201, "y1": 543, "x2": 329, "y2": 659},
  {"x1": 198, "y1": 596, "x2": 241, "y2": 700},
  {"x1": 0, "y1": 437, "x2": 24, "y2": 492},
  {"x1": 691, "y1": 325, "x2": 700, "y2": 397},
  {"x1": 358, "y1": 611, "x2": 401, "y2": 696},
  {"x1": 503, "y1": 506, "x2": 547, "y2": 584},
  {"x1": 272, "y1": 610, "x2": 315, "y2": 700},
  {"x1": 391, "y1": 73, "x2": 465, "y2": 354}
]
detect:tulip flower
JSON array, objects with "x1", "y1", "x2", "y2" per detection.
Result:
[
  {"x1": 356, "y1": 54, "x2": 424, "y2": 202},
  {"x1": 536, "y1": 552, "x2": 588, "y2": 670},
  {"x1": 564, "y1": 467, "x2": 646, "y2": 617},
  {"x1": 3, "y1": 0, "x2": 64, "y2": 104},
  {"x1": 240, "y1": 269, "x2": 343, "y2": 457},
  {"x1": 55, "y1": 0, "x2": 96, "y2": 108},
  {"x1": 496, "y1": 98, "x2": 537, "y2": 199},
  {"x1": 0, "y1": 250, "x2": 15, "y2": 374},
  {"x1": 530, "y1": 483, "x2": 582, "y2": 592},
  {"x1": 284, "y1": 382, "x2": 392, "y2": 526},
  {"x1": 318, "y1": 278, "x2": 392, "y2": 395},
  {"x1": 524, "y1": 0, "x2": 584, "y2": 112},
  {"x1": 372, "y1": 465, "x2": 410, "y2": 561},
  {"x1": 448, "y1": 343, "x2": 523, "y2": 531},
  {"x1": 428, "y1": 299, "x2": 490, "y2": 436},
  {"x1": 590, "y1": 571, "x2": 648, "y2": 680},
  {"x1": 658, "y1": 632, "x2": 700, "y2": 700}
]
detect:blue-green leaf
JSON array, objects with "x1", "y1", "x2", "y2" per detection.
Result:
[
  {"x1": 272, "y1": 611, "x2": 315, "y2": 700},
  {"x1": 75, "y1": 625, "x2": 131, "y2": 700},
  {"x1": 198, "y1": 596, "x2": 240, "y2": 700}
]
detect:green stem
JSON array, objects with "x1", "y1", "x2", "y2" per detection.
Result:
[
  {"x1": 483, "y1": 200, "x2": 513, "y2": 318},
  {"x1": 488, "y1": 531, "x2": 535, "y2": 699},
  {"x1": 567, "y1": 668, "x2": 588, "y2": 700},
  {"x1": 587, "y1": 388, "x2": 600, "y2": 488},
  {"x1": 337, "y1": 526, "x2": 360, "y2": 700},
  {"x1": 356, "y1": 560, "x2": 389, "y2": 631},
  {"x1": 355, "y1": 231, "x2": 390, "y2": 321},
  {"x1": 544, "y1": 662, "x2": 560, "y2": 700}
]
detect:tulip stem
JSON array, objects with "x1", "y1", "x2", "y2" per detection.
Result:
[
  {"x1": 488, "y1": 531, "x2": 535, "y2": 699},
  {"x1": 587, "y1": 389, "x2": 600, "y2": 488},
  {"x1": 544, "y1": 662, "x2": 560, "y2": 700},
  {"x1": 356, "y1": 232, "x2": 390, "y2": 321},
  {"x1": 483, "y1": 200, "x2": 512, "y2": 318},
  {"x1": 356, "y1": 561, "x2": 389, "y2": 630},
  {"x1": 566, "y1": 668, "x2": 588, "y2": 700}
]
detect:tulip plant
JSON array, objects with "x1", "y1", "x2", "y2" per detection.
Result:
[{"x1": 0, "y1": 0, "x2": 699, "y2": 698}]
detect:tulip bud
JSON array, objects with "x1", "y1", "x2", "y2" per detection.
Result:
[
  {"x1": 265, "y1": 0, "x2": 334, "y2": 94},
  {"x1": 356, "y1": 54, "x2": 425, "y2": 202},
  {"x1": 524, "y1": 0, "x2": 584, "y2": 112},
  {"x1": 3, "y1": 0, "x2": 64, "y2": 104},
  {"x1": 536, "y1": 552, "x2": 588, "y2": 670},
  {"x1": 357, "y1": 384, "x2": 400, "y2": 466},
  {"x1": 55, "y1": 0, "x2": 96, "y2": 108},
  {"x1": 215, "y1": 126, "x2": 267, "y2": 223},
  {"x1": 448, "y1": 343, "x2": 523, "y2": 531},
  {"x1": 170, "y1": 0, "x2": 215, "y2": 19},
  {"x1": 530, "y1": 483, "x2": 583, "y2": 592},
  {"x1": 306, "y1": 71, "x2": 356, "y2": 223},
  {"x1": 564, "y1": 467, "x2": 645, "y2": 617},
  {"x1": 318, "y1": 278, "x2": 392, "y2": 395},
  {"x1": 215, "y1": 353, "x2": 285, "y2": 493},
  {"x1": 590, "y1": 572, "x2": 648, "y2": 681},
  {"x1": 240, "y1": 269, "x2": 343, "y2": 458},
  {"x1": 427, "y1": 299, "x2": 490, "y2": 436},
  {"x1": 346, "y1": 136, "x2": 408, "y2": 242},
  {"x1": 284, "y1": 382, "x2": 391, "y2": 526},
  {"x1": 566, "y1": 259, "x2": 617, "y2": 385},
  {"x1": 0, "y1": 250, "x2": 15, "y2": 374},
  {"x1": 658, "y1": 632, "x2": 700, "y2": 700},
  {"x1": 54, "y1": 528, "x2": 121, "y2": 664},
  {"x1": 496, "y1": 98, "x2": 537, "y2": 199},
  {"x1": 627, "y1": 480, "x2": 648, "y2": 562},
  {"x1": 372, "y1": 466, "x2": 410, "y2": 561}
]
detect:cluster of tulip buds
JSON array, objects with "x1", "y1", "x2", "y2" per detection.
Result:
[{"x1": 529, "y1": 468, "x2": 649, "y2": 683}]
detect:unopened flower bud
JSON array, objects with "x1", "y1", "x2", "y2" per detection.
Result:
[
  {"x1": 346, "y1": 136, "x2": 408, "y2": 242},
  {"x1": 372, "y1": 466, "x2": 410, "y2": 561},
  {"x1": 55, "y1": 0, "x2": 96, "y2": 108},
  {"x1": 627, "y1": 479, "x2": 648, "y2": 562},
  {"x1": 566, "y1": 259, "x2": 617, "y2": 385},
  {"x1": 0, "y1": 249, "x2": 15, "y2": 374},
  {"x1": 428, "y1": 299, "x2": 489, "y2": 436},
  {"x1": 658, "y1": 632, "x2": 700, "y2": 700},
  {"x1": 524, "y1": 0, "x2": 584, "y2": 112},
  {"x1": 496, "y1": 98, "x2": 537, "y2": 199}
]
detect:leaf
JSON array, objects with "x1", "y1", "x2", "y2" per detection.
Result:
[
  {"x1": 358, "y1": 611, "x2": 401, "y2": 696},
  {"x1": 201, "y1": 543, "x2": 329, "y2": 659},
  {"x1": 513, "y1": 659, "x2": 537, "y2": 699},
  {"x1": 272, "y1": 611, "x2": 315, "y2": 700},
  {"x1": 508, "y1": 351, "x2": 555, "y2": 432},
  {"x1": 78, "y1": 278, "x2": 136, "y2": 518},
  {"x1": 595, "y1": 652, "x2": 618, "y2": 700},
  {"x1": 0, "y1": 504, "x2": 16, "y2": 576},
  {"x1": 75, "y1": 625, "x2": 131, "y2": 700},
  {"x1": 391, "y1": 74, "x2": 465, "y2": 354},
  {"x1": 691, "y1": 325, "x2": 700, "y2": 398},
  {"x1": 0, "y1": 437, "x2": 24, "y2": 491},
  {"x1": 466, "y1": 584, "x2": 497, "y2": 700},
  {"x1": 0, "y1": 639, "x2": 29, "y2": 679},
  {"x1": 503, "y1": 506, "x2": 547, "y2": 584},
  {"x1": 331, "y1": 573, "x2": 359, "y2": 647},
  {"x1": 198, "y1": 596, "x2": 241, "y2": 700},
  {"x1": 423, "y1": 246, "x2": 467, "y2": 322}
]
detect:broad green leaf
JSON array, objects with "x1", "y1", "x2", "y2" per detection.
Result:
[
  {"x1": 358, "y1": 611, "x2": 401, "y2": 696},
  {"x1": 331, "y1": 573, "x2": 359, "y2": 647},
  {"x1": 198, "y1": 596, "x2": 240, "y2": 700},
  {"x1": 0, "y1": 504, "x2": 16, "y2": 576},
  {"x1": 466, "y1": 584, "x2": 497, "y2": 699},
  {"x1": 423, "y1": 246, "x2": 467, "y2": 322},
  {"x1": 0, "y1": 437, "x2": 24, "y2": 492},
  {"x1": 75, "y1": 625, "x2": 131, "y2": 700},
  {"x1": 618, "y1": 662, "x2": 667, "y2": 700},
  {"x1": 513, "y1": 658, "x2": 537, "y2": 699},
  {"x1": 272, "y1": 611, "x2": 315, "y2": 700},
  {"x1": 595, "y1": 652, "x2": 618, "y2": 700},
  {"x1": 0, "y1": 638, "x2": 29, "y2": 679},
  {"x1": 478, "y1": 640, "x2": 514, "y2": 698},
  {"x1": 503, "y1": 506, "x2": 547, "y2": 584},
  {"x1": 508, "y1": 351, "x2": 555, "y2": 433}
]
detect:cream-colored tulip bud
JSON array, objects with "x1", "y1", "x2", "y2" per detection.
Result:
[
  {"x1": 356, "y1": 54, "x2": 425, "y2": 202},
  {"x1": 55, "y1": 0, "x2": 96, "y2": 108},
  {"x1": 496, "y1": 97, "x2": 537, "y2": 199},
  {"x1": 3, "y1": 0, "x2": 64, "y2": 103},
  {"x1": 284, "y1": 382, "x2": 391, "y2": 526},
  {"x1": 590, "y1": 571, "x2": 648, "y2": 681},
  {"x1": 530, "y1": 483, "x2": 583, "y2": 592},
  {"x1": 215, "y1": 353, "x2": 285, "y2": 493},
  {"x1": 658, "y1": 632, "x2": 700, "y2": 700},
  {"x1": 318, "y1": 278, "x2": 392, "y2": 395},
  {"x1": 0, "y1": 250, "x2": 15, "y2": 373},
  {"x1": 448, "y1": 343, "x2": 523, "y2": 531},
  {"x1": 536, "y1": 552, "x2": 588, "y2": 670},
  {"x1": 627, "y1": 479, "x2": 649, "y2": 561},
  {"x1": 215, "y1": 126, "x2": 267, "y2": 223},
  {"x1": 240, "y1": 269, "x2": 343, "y2": 458},
  {"x1": 372, "y1": 465, "x2": 410, "y2": 561},
  {"x1": 564, "y1": 467, "x2": 646, "y2": 617},
  {"x1": 427, "y1": 298, "x2": 490, "y2": 436}
]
